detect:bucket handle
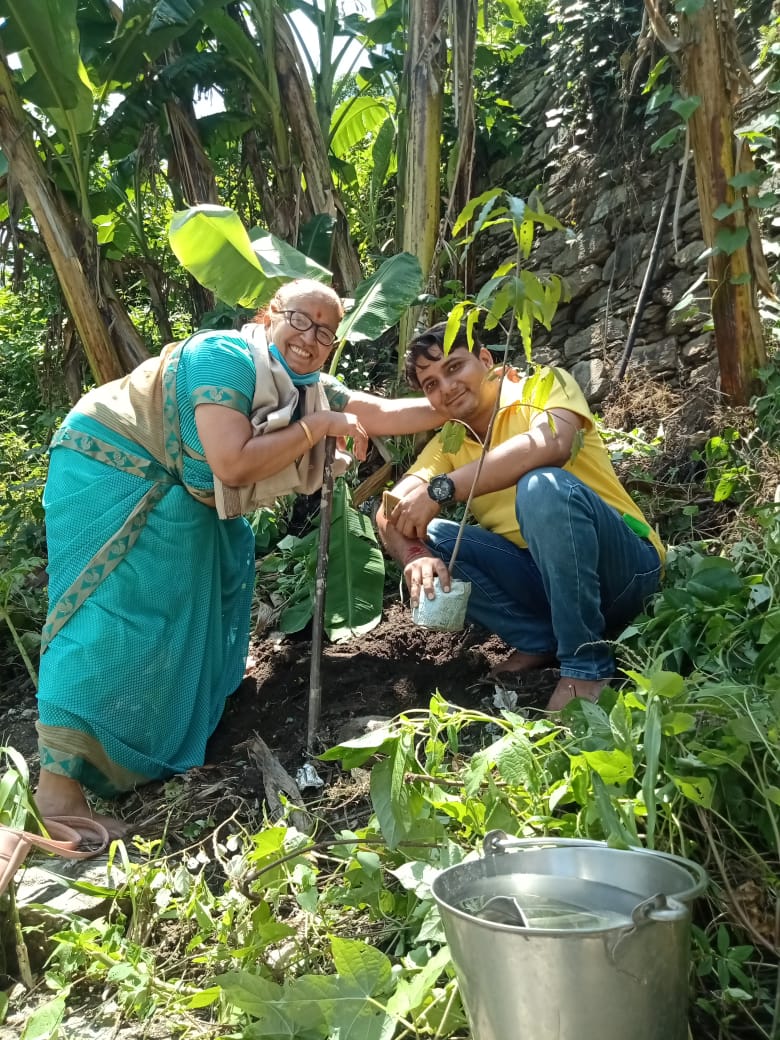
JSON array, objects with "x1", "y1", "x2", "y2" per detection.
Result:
[
  {"x1": 608, "y1": 892, "x2": 689, "y2": 965},
  {"x1": 482, "y1": 831, "x2": 708, "y2": 902},
  {"x1": 484, "y1": 830, "x2": 605, "y2": 856}
]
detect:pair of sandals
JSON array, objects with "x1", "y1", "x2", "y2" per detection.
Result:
[{"x1": 0, "y1": 816, "x2": 110, "y2": 895}]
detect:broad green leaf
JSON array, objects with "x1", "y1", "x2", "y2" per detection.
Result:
[
  {"x1": 495, "y1": 731, "x2": 536, "y2": 789},
  {"x1": 332, "y1": 937, "x2": 392, "y2": 995},
  {"x1": 608, "y1": 697, "x2": 633, "y2": 753},
  {"x1": 662, "y1": 711, "x2": 696, "y2": 735},
  {"x1": 443, "y1": 302, "x2": 469, "y2": 351},
  {"x1": 370, "y1": 737, "x2": 414, "y2": 848},
  {"x1": 387, "y1": 947, "x2": 451, "y2": 1017},
  {"x1": 670, "y1": 95, "x2": 700, "y2": 121},
  {"x1": 298, "y1": 213, "x2": 336, "y2": 269},
  {"x1": 440, "y1": 421, "x2": 466, "y2": 453},
  {"x1": 370, "y1": 117, "x2": 396, "y2": 202},
  {"x1": 581, "y1": 748, "x2": 635, "y2": 785},
  {"x1": 20, "y1": 995, "x2": 66, "y2": 1040},
  {"x1": 336, "y1": 253, "x2": 423, "y2": 343},
  {"x1": 714, "y1": 226, "x2": 750, "y2": 255},
  {"x1": 754, "y1": 630, "x2": 780, "y2": 678},
  {"x1": 324, "y1": 479, "x2": 385, "y2": 641},
  {"x1": 651, "y1": 125, "x2": 684, "y2": 152},
  {"x1": 643, "y1": 57, "x2": 670, "y2": 94},
  {"x1": 249, "y1": 227, "x2": 333, "y2": 286},
  {"x1": 669, "y1": 774, "x2": 713, "y2": 806},
  {"x1": 148, "y1": 0, "x2": 219, "y2": 31},
  {"x1": 1, "y1": 0, "x2": 92, "y2": 122},
  {"x1": 464, "y1": 748, "x2": 490, "y2": 796},
  {"x1": 747, "y1": 192, "x2": 778, "y2": 209},
  {"x1": 713, "y1": 202, "x2": 740, "y2": 220},
  {"x1": 452, "y1": 187, "x2": 503, "y2": 237},
  {"x1": 169, "y1": 205, "x2": 331, "y2": 309},
  {"x1": 330, "y1": 96, "x2": 390, "y2": 156},
  {"x1": 279, "y1": 588, "x2": 315, "y2": 633},
  {"x1": 686, "y1": 557, "x2": 743, "y2": 605},
  {"x1": 728, "y1": 170, "x2": 765, "y2": 190}
]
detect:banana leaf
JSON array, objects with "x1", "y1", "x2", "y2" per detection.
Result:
[
  {"x1": 275, "y1": 480, "x2": 384, "y2": 641},
  {"x1": 336, "y1": 252, "x2": 423, "y2": 343},
  {"x1": 1, "y1": 0, "x2": 93, "y2": 131},
  {"x1": 324, "y1": 479, "x2": 384, "y2": 641},
  {"x1": 168, "y1": 204, "x2": 331, "y2": 309}
]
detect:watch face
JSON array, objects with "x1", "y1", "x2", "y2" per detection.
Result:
[{"x1": 428, "y1": 475, "x2": 455, "y2": 503}]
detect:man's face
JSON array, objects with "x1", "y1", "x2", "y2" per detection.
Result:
[{"x1": 414, "y1": 345, "x2": 495, "y2": 423}]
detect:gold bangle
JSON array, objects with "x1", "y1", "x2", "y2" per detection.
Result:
[{"x1": 298, "y1": 418, "x2": 315, "y2": 448}]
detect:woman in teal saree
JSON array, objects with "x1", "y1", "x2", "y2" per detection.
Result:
[{"x1": 36, "y1": 280, "x2": 439, "y2": 837}]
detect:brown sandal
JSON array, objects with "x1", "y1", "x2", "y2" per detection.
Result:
[{"x1": 0, "y1": 816, "x2": 110, "y2": 895}]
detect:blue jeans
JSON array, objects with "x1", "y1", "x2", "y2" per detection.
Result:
[{"x1": 424, "y1": 467, "x2": 662, "y2": 680}]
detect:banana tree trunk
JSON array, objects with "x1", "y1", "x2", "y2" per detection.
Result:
[
  {"x1": 397, "y1": 0, "x2": 444, "y2": 360},
  {"x1": 273, "y1": 10, "x2": 363, "y2": 291},
  {"x1": 0, "y1": 56, "x2": 147, "y2": 384},
  {"x1": 165, "y1": 93, "x2": 217, "y2": 318},
  {"x1": 647, "y1": 0, "x2": 767, "y2": 404}
]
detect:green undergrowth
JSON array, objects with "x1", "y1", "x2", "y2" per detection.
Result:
[
  {"x1": 4, "y1": 592, "x2": 779, "y2": 1039},
  {"x1": 4, "y1": 375, "x2": 780, "y2": 1038}
]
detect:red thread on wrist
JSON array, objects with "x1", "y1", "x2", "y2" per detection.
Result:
[{"x1": 403, "y1": 544, "x2": 429, "y2": 566}]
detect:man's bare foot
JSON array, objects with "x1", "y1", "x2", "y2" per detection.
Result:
[
  {"x1": 546, "y1": 677, "x2": 607, "y2": 711},
  {"x1": 35, "y1": 770, "x2": 129, "y2": 840},
  {"x1": 490, "y1": 651, "x2": 558, "y2": 678}
]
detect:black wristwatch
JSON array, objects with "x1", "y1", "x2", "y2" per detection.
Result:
[{"x1": 427, "y1": 474, "x2": 456, "y2": 504}]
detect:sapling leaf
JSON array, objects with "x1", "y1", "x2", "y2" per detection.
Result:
[
  {"x1": 452, "y1": 187, "x2": 503, "y2": 237},
  {"x1": 444, "y1": 305, "x2": 467, "y2": 352},
  {"x1": 440, "y1": 421, "x2": 466, "y2": 454},
  {"x1": 332, "y1": 936, "x2": 393, "y2": 995}
]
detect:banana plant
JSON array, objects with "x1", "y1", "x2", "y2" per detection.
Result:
[{"x1": 168, "y1": 203, "x2": 423, "y2": 335}]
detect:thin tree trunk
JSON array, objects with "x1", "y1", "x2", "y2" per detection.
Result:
[
  {"x1": 680, "y1": 0, "x2": 766, "y2": 404},
  {"x1": 0, "y1": 55, "x2": 147, "y2": 383},
  {"x1": 645, "y1": 0, "x2": 767, "y2": 404}
]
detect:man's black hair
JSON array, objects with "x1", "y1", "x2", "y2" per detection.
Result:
[{"x1": 403, "y1": 321, "x2": 483, "y2": 390}]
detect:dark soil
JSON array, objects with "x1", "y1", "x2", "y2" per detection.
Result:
[{"x1": 0, "y1": 600, "x2": 556, "y2": 839}]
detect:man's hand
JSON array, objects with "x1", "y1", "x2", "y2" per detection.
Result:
[
  {"x1": 404, "y1": 555, "x2": 452, "y2": 608},
  {"x1": 388, "y1": 482, "x2": 441, "y2": 540}
]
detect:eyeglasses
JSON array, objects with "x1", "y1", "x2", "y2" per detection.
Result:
[{"x1": 283, "y1": 310, "x2": 337, "y2": 348}]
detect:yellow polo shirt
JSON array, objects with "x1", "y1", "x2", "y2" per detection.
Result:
[{"x1": 407, "y1": 367, "x2": 665, "y2": 562}]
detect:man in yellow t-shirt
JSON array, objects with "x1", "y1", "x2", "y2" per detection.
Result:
[{"x1": 376, "y1": 322, "x2": 664, "y2": 711}]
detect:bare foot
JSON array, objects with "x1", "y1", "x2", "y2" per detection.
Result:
[
  {"x1": 546, "y1": 677, "x2": 607, "y2": 712},
  {"x1": 490, "y1": 651, "x2": 558, "y2": 678},
  {"x1": 35, "y1": 770, "x2": 129, "y2": 840}
]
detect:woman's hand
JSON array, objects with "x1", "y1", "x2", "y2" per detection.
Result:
[{"x1": 311, "y1": 410, "x2": 369, "y2": 461}]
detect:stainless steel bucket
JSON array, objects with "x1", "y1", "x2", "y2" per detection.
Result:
[{"x1": 431, "y1": 831, "x2": 708, "y2": 1040}]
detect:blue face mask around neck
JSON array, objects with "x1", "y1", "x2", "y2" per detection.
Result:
[{"x1": 268, "y1": 343, "x2": 321, "y2": 386}]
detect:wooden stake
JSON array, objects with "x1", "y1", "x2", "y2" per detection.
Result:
[{"x1": 307, "y1": 437, "x2": 336, "y2": 752}]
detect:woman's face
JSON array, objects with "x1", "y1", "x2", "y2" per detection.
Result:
[{"x1": 267, "y1": 289, "x2": 341, "y2": 375}]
